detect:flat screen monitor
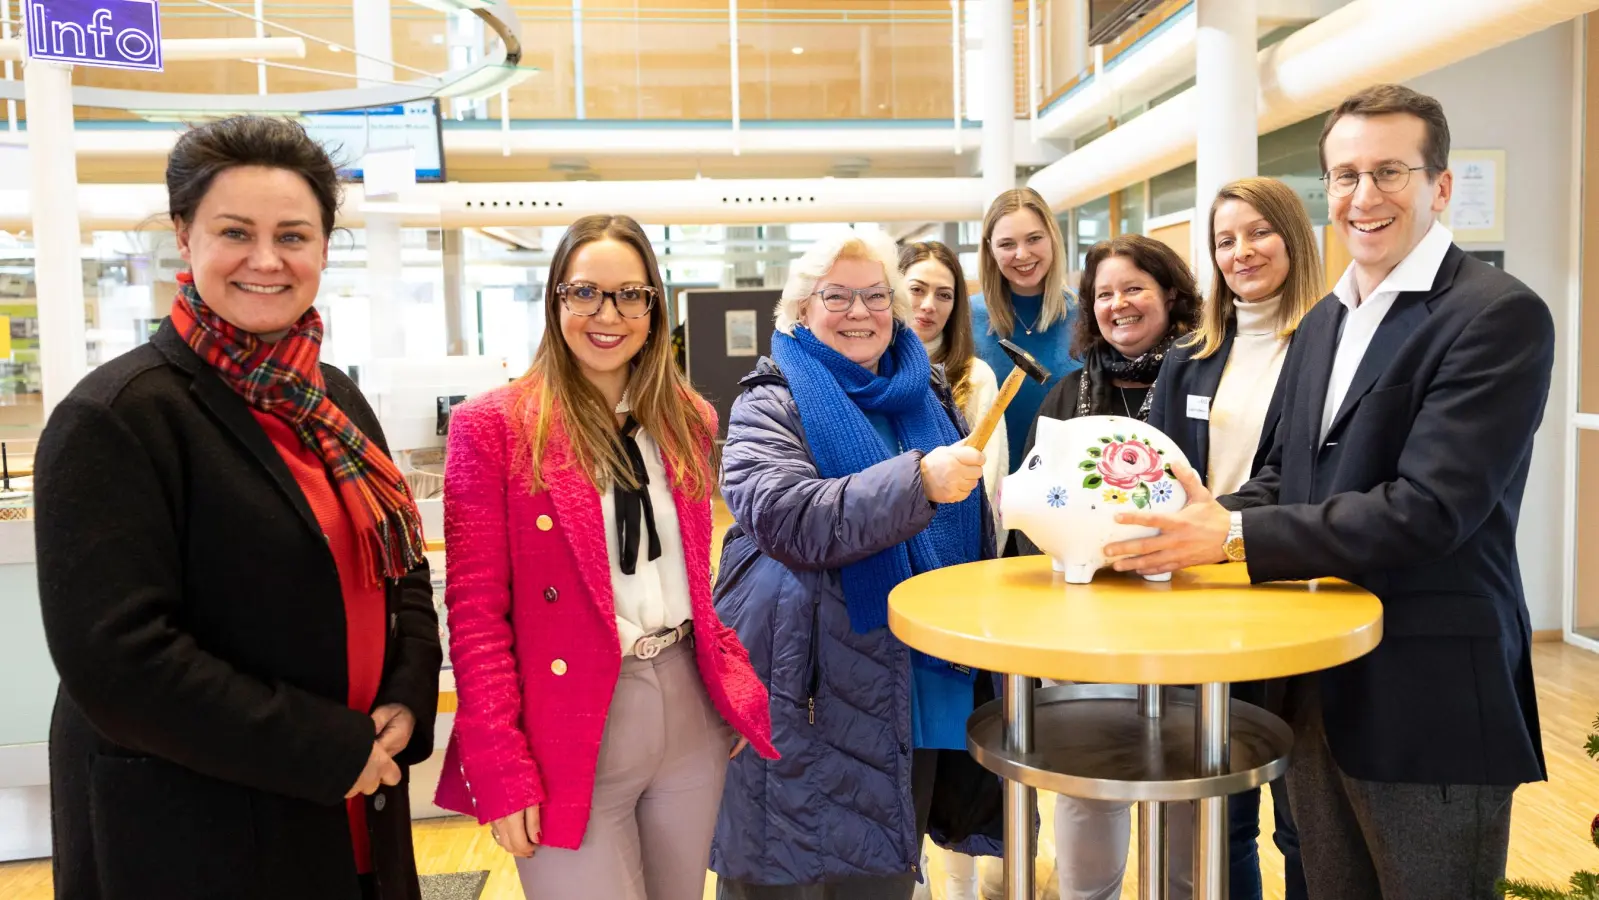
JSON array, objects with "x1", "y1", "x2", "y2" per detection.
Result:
[{"x1": 302, "y1": 99, "x2": 446, "y2": 183}]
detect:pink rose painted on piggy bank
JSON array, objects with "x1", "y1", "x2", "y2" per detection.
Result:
[
  {"x1": 1097, "y1": 439, "x2": 1165, "y2": 490},
  {"x1": 1000, "y1": 414, "x2": 1192, "y2": 584}
]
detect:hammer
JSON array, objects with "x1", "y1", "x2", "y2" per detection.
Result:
[{"x1": 964, "y1": 339, "x2": 1051, "y2": 453}]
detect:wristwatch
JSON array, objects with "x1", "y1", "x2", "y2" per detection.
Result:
[{"x1": 1223, "y1": 510, "x2": 1247, "y2": 562}]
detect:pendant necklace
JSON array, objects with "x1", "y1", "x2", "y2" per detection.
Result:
[{"x1": 1021, "y1": 305, "x2": 1043, "y2": 335}]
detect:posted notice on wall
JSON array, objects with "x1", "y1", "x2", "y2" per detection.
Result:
[
  {"x1": 1445, "y1": 149, "x2": 1506, "y2": 243},
  {"x1": 725, "y1": 309, "x2": 758, "y2": 357}
]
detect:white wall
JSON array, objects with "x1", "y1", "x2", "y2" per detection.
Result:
[{"x1": 1406, "y1": 22, "x2": 1576, "y2": 631}]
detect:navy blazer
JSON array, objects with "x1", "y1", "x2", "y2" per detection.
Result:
[
  {"x1": 1221, "y1": 244, "x2": 1551, "y2": 787},
  {"x1": 1148, "y1": 326, "x2": 1285, "y2": 488}
]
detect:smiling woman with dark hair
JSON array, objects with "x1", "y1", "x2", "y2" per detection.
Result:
[
  {"x1": 1012, "y1": 232, "x2": 1201, "y2": 900},
  {"x1": 34, "y1": 115, "x2": 441, "y2": 900}
]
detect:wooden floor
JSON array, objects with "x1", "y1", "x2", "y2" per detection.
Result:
[{"x1": 3, "y1": 639, "x2": 1596, "y2": 899}]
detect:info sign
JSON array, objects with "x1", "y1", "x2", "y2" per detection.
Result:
[{"x1": 23, "y1": 0, "x2": 164, "y2": 72}]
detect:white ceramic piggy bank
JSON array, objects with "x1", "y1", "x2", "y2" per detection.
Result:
[{"x1": 1000, "y1": 414, "x2": 1192, "y2": 584}]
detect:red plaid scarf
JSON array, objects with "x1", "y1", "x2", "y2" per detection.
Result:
[{"x1": 170, "y1": 273, "x2": 425, "y2": 583}]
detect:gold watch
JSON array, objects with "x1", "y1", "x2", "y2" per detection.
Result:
[{"x1": 1223, "y1": 510, "x2": 1246, "y2": 562}]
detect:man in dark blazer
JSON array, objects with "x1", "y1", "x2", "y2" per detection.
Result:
[{"x1": 1106, "y1": 84, "x2": 1552, "y2": 898}]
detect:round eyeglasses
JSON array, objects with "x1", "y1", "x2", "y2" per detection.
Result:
[
  {"x1": 557, "y1": 283, "x2": 657, "y2": 319},
  {"x1": 813, "y1": 285, "x2": 894, "y2": 313},
  {"x1": 1322, "y1": 163, "x2": 1436, "y2": 198}
]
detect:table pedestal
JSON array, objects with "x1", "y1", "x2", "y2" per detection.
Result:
[{"x1": 970, "y1": 682, "x2": 1292, "y2": 900}]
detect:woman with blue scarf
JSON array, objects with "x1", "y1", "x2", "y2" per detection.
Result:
[{"x1": 710, "y1": 228, "x2": 1004, "y2": 899}]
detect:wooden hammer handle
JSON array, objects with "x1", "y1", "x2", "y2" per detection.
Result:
[{"x1": 963, "y1": 366, "x2": 1026, "y2": 452}]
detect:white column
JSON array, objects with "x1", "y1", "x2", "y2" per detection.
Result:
[
  {"x1": 23, "y1": 60, "x2": 88, "y2": 417},
  {"x1": 981, "y1": 0, "x2": 1015, "y2": 204},
  {"x1": 1194, "y1": 0, "x2": 1258, "y2": 282},
  {"x1": 353, "y1": 0, "x2": 394, "y2": 85},
  {"x1": 353, "y1": 0, "x2": 406, "y2": 359},
  {"x1": 365, "y1": 214, "x2": 406, "y2": 358}
]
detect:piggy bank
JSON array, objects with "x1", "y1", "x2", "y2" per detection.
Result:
[{"x1": 1000, "y1": 415, "x2": 1192, "y2": 584}]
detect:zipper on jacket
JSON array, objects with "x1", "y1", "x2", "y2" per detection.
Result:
[{"x1": 804, "y1": 600, "x2": 822, "y2": 725}]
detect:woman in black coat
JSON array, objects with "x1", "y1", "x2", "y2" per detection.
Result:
[
  {"x1": 1147, "y1": 177, "x2": 1324, "y2": 900},
  {"x1": 33, "y1": 117, "x2": 440, "y2": 900}
]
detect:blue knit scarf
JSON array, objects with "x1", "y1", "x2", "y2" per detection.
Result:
[{"x1": 771, "y1": 324, "x2": 982, "y2": 637}]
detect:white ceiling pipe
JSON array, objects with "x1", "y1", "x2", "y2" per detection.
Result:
[
  {"x1": 1028, "y1": 0, "x2": 1599, "y2": 211},
  {"x1": 0, "y1": 178, "x2": 991, "y2": 231},
  {"x1": 0, "y1": 36, "x2": 307, "y2": 63}
]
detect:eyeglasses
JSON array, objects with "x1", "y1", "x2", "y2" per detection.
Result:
[
  {"x1": 556, "y1": 282, "x2": 657, "y2": 319},
  {"x1": 813, "y1": 285, "x2": 894, "y2": 313},
  {"x1": 908, "y1": 284, "x2": 956, "y2": 304},
  {"x1": 1322, "y1": 163, "x2": 1436, "y2": 198}
]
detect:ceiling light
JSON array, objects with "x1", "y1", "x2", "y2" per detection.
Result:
[{"x1": 791, "y1": 47, "x2": 804, "y2": 55}]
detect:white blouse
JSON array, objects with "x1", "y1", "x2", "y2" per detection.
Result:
[{"x1": 599, "y1": 424, "x2": 694, "y2": 656}]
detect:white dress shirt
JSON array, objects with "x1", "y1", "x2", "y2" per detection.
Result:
[
  {"x1": 1320, "y1": 220, "x2": 1454, "y2": 442},
  {"x1": 600, "y1": 422, "x2": 694, "y2": 656}
]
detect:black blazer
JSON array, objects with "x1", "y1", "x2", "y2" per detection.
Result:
[
  {"x1": 33, "y1": 322, "x2": 442, "y2": 900},
  {"x1": 1221, "y1": 245, "x2": 1552, "y2": 786},
  {"x1": 1148, "y1": 326, "x2": 1284, "y2": 488}
]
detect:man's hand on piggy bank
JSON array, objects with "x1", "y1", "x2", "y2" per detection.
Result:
[
  {"x1": 1104, "y1": 462, "x2": 1230, "y2": 576},
  {"x1": 921, "y1": 445, "x2": 985, "y2": 504}
]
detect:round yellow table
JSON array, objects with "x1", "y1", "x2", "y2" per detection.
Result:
[{"x1": 888, "y1": 557, "x2": 1382, "y2": 900}]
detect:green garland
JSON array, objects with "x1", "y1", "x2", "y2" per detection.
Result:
[{"x1": 1496, "y1": 714, "x2": 1599, "y2": 899}]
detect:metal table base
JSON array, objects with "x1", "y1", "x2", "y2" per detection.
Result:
[{"x1": 970, "y1": 681, "x2": 1293, "y2": 900}]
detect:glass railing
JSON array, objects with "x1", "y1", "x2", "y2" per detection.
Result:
[{"x1": 6, "y1": 1, "x2": 1052, "y2": 122}]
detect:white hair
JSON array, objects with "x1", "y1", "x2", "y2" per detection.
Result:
[{"x1": 773, "y1": 226, "x2": 910, "y2": 335}]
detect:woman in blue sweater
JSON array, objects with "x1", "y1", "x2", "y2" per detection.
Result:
[{"x1": 970, "y1": 187, "x2": 1082, "y2": 476}]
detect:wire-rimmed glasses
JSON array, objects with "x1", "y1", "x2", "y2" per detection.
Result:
[
  {"x1": 1322, "y1": 163, "x2": 1436, "y2": 198},
  {"x1": 556, "y1": 282, "x2": 657, "y2": 319}
]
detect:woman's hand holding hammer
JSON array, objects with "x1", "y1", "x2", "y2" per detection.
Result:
[{"x1": 921, "y1": 445, "x2": 986, "y2": 504}]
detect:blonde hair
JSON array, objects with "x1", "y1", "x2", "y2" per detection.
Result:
[
  {"x1": 774, "y1": 227, "x2": 910, "y2": 335},
  {"x1": 978, "y1": 187, "x2": 1070, "y2": 337},
  {"x1": 515, "y1": 214, "x2": 719, "y2": 501},
  {"x1": 1187, "y1": 177, "x2": 1324, "y2": 360}
]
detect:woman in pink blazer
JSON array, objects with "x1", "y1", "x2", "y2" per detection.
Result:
[{"x1": 434, "y1": 214, "x2": 777, "y2": 900}]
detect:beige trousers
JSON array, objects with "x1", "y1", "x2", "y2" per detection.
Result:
[{"x1": 515, "y1": 638, "x2": 733, "y2": 900}]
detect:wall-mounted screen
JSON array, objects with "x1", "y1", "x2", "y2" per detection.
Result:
[{"x1": 302, "y1": 99, "x2": 446, "y2": 183}]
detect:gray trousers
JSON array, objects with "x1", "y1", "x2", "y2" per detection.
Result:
[
  {"x1": 515, "y1": 639, "x2": 733, "y2": 900},
  {"x1": 1287, "y1": 683, "x2": 1516, "y2": 900}
]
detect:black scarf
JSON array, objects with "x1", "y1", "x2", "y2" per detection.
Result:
[
  {"x1": 615, "y1": 415, "x2": 662, "y2": 575},
  {"x1": 1074, "y1": 332, "x2": 1178, "y2": 420}
]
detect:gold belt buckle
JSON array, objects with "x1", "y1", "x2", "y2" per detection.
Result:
[{"x1": 635, "y1": 633, "x2": 667, "y2": 659}]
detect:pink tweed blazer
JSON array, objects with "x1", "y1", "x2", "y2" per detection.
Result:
[{"x1": 432, "y1": 385, "x2": 777, "y2": 849}]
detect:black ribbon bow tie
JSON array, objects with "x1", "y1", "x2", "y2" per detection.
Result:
[{"x1": 615, "y1": 415, "x2": 662, "y2": 576}]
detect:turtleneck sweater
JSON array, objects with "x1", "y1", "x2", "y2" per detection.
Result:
[{"x1": 1207, "y1": 294, "x2": 1289, "y2": 496}]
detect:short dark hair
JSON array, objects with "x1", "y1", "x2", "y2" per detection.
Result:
[
  {"x1": 1073, "y1": 234, "x2": 1201, "y2": 359},
  {"x1": 166, "y1": 116, "x2": 342, "y2": 236},
  {"x1": 1317, "y1": 84, "x2": 1450, "y2": 176}
]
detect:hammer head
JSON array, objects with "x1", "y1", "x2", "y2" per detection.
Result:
[{"x1": 998, "y1": 338, "x2": 1051, "y2": 384}]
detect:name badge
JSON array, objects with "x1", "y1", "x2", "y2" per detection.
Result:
[{"x1": 1187, "y1": 395, "x2": 1211, "y2": 421}]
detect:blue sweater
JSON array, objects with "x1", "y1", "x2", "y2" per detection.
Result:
[{"x1": 971, "y1": 291, "x2": 1083, "y2": 472}]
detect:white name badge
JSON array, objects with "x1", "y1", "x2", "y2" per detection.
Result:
[{"x1": 1187, "y1": 395, "x2": 1212, "y2": 420}]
